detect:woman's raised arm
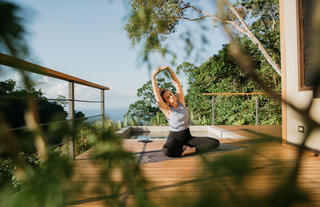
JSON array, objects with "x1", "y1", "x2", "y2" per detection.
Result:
[
  {"x1": 166, "y1": 66, "x2": 185, "y2": 105},
  {"x1": 151, "y1": 67, "x2": 170, "y2": 115}
]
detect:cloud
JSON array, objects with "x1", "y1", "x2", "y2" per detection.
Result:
[
  {"x1": 34, "y1": 76, "x2": 68, "y2": 97},
  {"x1": 3, "y1": 74, "x2": 138, "y2": 110},
  {"x1": 31, "y1": 76, "x2": 138, "y2": 110}
]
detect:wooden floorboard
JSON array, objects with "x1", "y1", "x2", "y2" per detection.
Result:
[{"x1": 67, "y1": 125, "x2": 320, "y2": 207}]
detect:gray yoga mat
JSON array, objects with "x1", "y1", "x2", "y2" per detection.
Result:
[{"x1": 135, "y1": 142, "x2": 243, "y2": 164}]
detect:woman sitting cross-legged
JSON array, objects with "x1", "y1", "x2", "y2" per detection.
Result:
[{"x1": 151, "y1": 66, "x2": 220, "y2": 157}]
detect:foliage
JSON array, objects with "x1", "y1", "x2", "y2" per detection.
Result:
[
  {"x1": 81, "y1": 122, "x2": 153, "y2": 207},
  {"x1": 0, "y1": 80, "x2": 68, "y2": 156},
  {"x1": 184, "y1": 43, "x2": 281, "y2": 125},
  {"x1": 0, "y1": 79, "x2": 68, "y2": 129},
  {"x1": 0, "y1": 0, "x2": 29, "y2": 57},
  {"x1": 189, "y1": 110, "x2": 209, "y2": 125},
  {"x1": 123, "y1": 115, "x2": 138, "y2": 127},
  {"x1": 125, "y1": 77, "x2": 175, "y2": 125},
  {"x1": 54, "y1": 120, "x2": 121, "y2": 157},
  {"x1": 235, "y1": 0, "x2": 281, "y2": 65},
  {"x1": 0, "y1": 1, "x2": 319, "y2": 207},
  {"x1": 0, "y1": 152, "x2": 39, "y2": 191},
  {"x1": 1, "y1": 152, "x2": 72, "y2": 207},
  {"x1": 0, "y1": 79, "x2": 89, "y2": 192},
  {"x1": 0, "y1": 116, "x2": 155, "y2": 207},
  {"x1": 125, "y1": 0, "x2": 189, "y2": 65},
  {"x1": 125, "y1": 0, "x2": 280, "y2": 75},
  {"x1": 0, "y1": 79, "x2": 87, "y2": 151},
  {"x1": 125, "y1": 0, "x2": 281, "y2": 126},
  {"x1": 126, "y1": 39, "x2": 281, "y2": 126},
  {"x1": 149, "y1": 111, "x2": 167, "y2": 126},
  {"x1": 241, "y1": 0, "x2": 280, "y2": 62}
]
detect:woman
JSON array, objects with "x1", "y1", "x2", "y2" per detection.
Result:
[{"x1": 151, "y1": 66, "x2": 220, "y2": 157}]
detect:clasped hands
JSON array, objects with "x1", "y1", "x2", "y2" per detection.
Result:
[{"x1": 152, "y1": 66, "x2": 170, "y2": 77}]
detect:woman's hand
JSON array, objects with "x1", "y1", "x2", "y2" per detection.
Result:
[
  {"x1": 159, "y1": 65, "x2": 169, "y2": 72},
  {"x1": 151, "y1": 68, "x2": 160, "y2": 77},
  {"x1": 152, "y1": 66, "x2": 169, "y2": 77}
]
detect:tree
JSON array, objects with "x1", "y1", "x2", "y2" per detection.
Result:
[
  {"x1": 0, "y1": 0, "x2": 34, "y2": 94},
  {"x1": 0, "y1": 0, "x2": 29, "y2": 57},
  {"x1": 0, "y1": 80, "x2": 67, "y2": 128},
  {"x1": 184, "y1": 43, "x2": 281, "y2": 125},
  {"x1": 125, "y1": 77, "x2": 175, "y2": 125},
  {"x1": 0, "y1": 79, "x2": 69, "y2": 153},
  {"x1": 125, "y1": 0, "x2": 281, "y2": 76}
]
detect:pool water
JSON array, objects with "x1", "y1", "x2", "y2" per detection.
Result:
[
  {"x1": 129, "y1": 131, "x2": 168, "y2": 139},
  {"x1": 127, "y1": 131, "x2": 216, "y2": 140}
]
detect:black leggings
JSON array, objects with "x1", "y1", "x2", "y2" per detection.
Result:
[{"x1": 162, "y1": 128, "x2": 220, "y2": 157}]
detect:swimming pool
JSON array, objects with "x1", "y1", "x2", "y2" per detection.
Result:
[
  {"x1": 118, "y1": 126, "x2": 227, "y2": 140},
  {"x1": 129, "y1": 131, "x2": 168, "y2": 139},
  {"x1": 116, "y1": 126, "x2": 243, "y2": 157}
]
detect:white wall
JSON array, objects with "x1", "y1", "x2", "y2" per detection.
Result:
[{"x1": 284, "y1": 0, "x2": 320, "y2": 150}]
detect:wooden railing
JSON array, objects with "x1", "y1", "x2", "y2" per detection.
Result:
[
  {"x1": 203, "y1": 92, "x2": 281, "y2": 125},
  {"x1": 0, "y1": 53, "x2": 110, "y2": 160}
]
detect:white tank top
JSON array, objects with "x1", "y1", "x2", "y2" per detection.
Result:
[{"x1": 168, "y1": 100, "x2": 190, "y2": 131}]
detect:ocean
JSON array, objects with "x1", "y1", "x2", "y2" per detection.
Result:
[{"x1": 81, "y1": 107, "x2": 128, "y2": 122}]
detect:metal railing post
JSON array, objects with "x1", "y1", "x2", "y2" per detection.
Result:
[
  {"x1": 101, "y1": 89, "x2": 105, "y2": 129},
  {"x1": 203, "y1": 93, "x2": 281, "y2": 126},
  {"x1": 212, "y1": 96, "x2": 215, "y2": 125},
  {"x1": 255, "y1": 95, "x2": 258, "y2": 125},
  {"x1": 68, "y1": 81, "x2": 75, "y2": 160},
  {"x1": 0, "y1": 54, "x2": 110, "y2": 160}
]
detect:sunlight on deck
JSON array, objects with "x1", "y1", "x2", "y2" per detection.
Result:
[{"x1": 67, "y1": 126, "x2": 320, "y2": 207}]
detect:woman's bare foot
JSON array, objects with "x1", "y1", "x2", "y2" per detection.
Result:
[{"x1": 181, "y1": 146, "x2": 196, "y2": 156}]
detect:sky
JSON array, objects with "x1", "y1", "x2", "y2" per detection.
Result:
[{"x1": 1, "y1": 0, "x2": 229, "y2": 115}]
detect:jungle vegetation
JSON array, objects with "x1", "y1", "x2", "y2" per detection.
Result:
[{"x1": 1, "y1": 0, "x2": 319, "y2": 207}]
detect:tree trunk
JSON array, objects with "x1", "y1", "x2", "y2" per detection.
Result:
[
  {"x1": 224, "y1": 0, "x2": 281, "y2": 76},
  {"x1": 190, "y1": 1, "x2": 282, "y2": 77}
]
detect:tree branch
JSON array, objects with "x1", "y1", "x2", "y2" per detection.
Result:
[
  {"x1": 178, "y1": 15, "x2": 210, "y2": 22},
  {"x1": 226, "y1": 20, "x2": 248, "y2": 35},
  {"x1": 269, "y1": 11, "x2": 276, "y2": 30},
  {"x1": 224, "y1": 0, "x2": 281, "y2": 76},
  {"x1": 187, "y1": 2, "x2": 281, "y2": 76},
  {"x1": 190, "y1": 5, "x2": 224, "y2": 23},
  {"x1": 190, "y1": 7, "x2": 246, "y2": 38}
]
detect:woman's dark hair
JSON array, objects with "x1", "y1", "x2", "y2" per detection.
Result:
[{"x1": 159, "y1": 88, "x2": 167, "y2": 103}]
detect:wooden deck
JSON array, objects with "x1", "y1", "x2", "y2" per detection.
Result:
[{"x1": 67, "y1": 125, "x2": 320, "y2": 206}]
